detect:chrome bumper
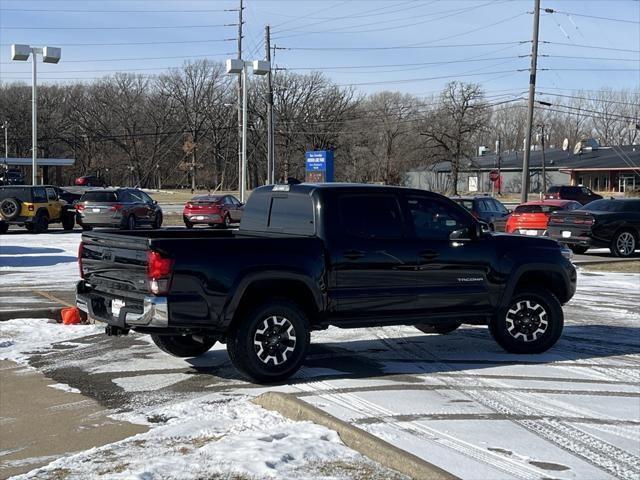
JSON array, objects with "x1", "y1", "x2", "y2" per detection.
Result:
[{"x1": 77, "y1": 292, "x2": 168, "y2": 328}]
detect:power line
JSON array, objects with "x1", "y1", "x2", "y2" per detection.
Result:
[
  {"x1": 542, "y1": 54, "x2": 640, "y2": 62},
  {"x1": 2, "y1": 23, "x2": 238, "y2": 30},
  {"x1": 276, "y1": 40, "x2": 528, "y2": 51},
  {"x1": 542, "y1": 41, "x2": 640, "y2": 53},
  {"x1": 336, "y1": 69, "x2": 524, "y2": 87},
  {"x1": 545, "y1": 9, "x2": 640, "y2": 25},
  {"x1": 0, "y1": 39, "x2": 236, "y2": 47},
  {"x1": 0, "y1": 53, "x2": 235, "y2": 65},
  {"x1": 538, "y1": 91, "x2": 640, "y2": 106},
  {"x1": 0, "y1": 7, "x2": 238, "y2": 13}
]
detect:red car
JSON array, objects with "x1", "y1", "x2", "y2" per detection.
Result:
[
  {"x1": 506, "y1": 199, "x2": 582, "y2": 236},
  {"x1": 183, "y1": 194, "x2": 244, "y2": 229}
]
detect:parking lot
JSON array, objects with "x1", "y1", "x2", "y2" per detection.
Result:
[{"x1": 1, "y1": 230, "x2": 639, "y2": 479}]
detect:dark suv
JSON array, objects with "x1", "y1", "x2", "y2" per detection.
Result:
[
  {"x1": 76, "y1": 188, "x2": 163, "y2": 231},
  {"x1": 545, "y1": 185, "x2": 602, "y2": 205},
  {"x1": 0, "y1": 169, "x2": 24, "y2": 186},
  {"x1": 452, "y1": 196, "x2": 510, "y2": 230}
]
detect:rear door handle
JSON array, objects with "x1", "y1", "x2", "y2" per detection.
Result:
[
  {"x1": 344, "y1": 249, "x2": 365, "y2": 260},
  {"x1": 419, "y1": 250, "x2": 439, "y2": 260}
]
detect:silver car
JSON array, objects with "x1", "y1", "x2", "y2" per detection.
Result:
[{"x1": 76, "y1": 188, "x2": 163, "y2": 231}]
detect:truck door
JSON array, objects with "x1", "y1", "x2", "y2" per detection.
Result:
[
  {"x1": 402, "y1": 193, "x2": 493, "y2": 315},
  {"x1": 45, "y1": 187, "x2": 62, "y2": 221},
  {"x1": 330, "y1": 193, "x2": 419, "y2": 321}
]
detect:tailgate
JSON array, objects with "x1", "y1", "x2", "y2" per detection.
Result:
[{"x1": 81, "y1": 231, "x2": 150, "y2": 301}]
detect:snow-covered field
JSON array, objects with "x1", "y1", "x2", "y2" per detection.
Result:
[{"x1": 1, "y1": 232, "x2": 639, "y2": 479}]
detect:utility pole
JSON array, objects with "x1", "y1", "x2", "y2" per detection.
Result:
[
  {"x1": 496, "y1": 137, "x2": 502, "y2": 196},
  {"x1": 520, "y1": 0, "x2": 541, "y2": 203},
  {"x1": 237, "y1": 0, "x2": 244, "y2": 197},
  {"x1": 538, "y1": 124, "x2": 547, "y2": 196},
  {"x1": 265, "y1": 25, "x2": 275, "y2": 184},
  {"x1": 1, "y1": 121, "x2": 8, "y2": 158}
]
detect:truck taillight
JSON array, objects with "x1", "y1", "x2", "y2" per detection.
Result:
[
  {"x1": 147, "y1": 251, "x2": 174, "y2": 295},
  {"x1": 78, "y1": 241, "x2": 85, "y2": 279},
  {"x1": 75, "y1": 204, "x2": 85, "y2": 211},
  {"x1": 28, "y1": 204, "x2": 34, "y2": 212}
]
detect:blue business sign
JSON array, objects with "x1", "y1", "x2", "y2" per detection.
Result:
[{"x1": 305, "y1": 150, "x2": 334, "y2": 183}]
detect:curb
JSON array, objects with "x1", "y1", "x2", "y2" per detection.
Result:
[
  {"x1": 253, "y1": 391, "x2": 457, "y2": 480},
  {"x1": 0, "y1": 307, "x2": 63, "y2": 322}
]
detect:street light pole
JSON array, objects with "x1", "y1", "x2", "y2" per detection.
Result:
[
  {"x1": 11, "y1": 44, "x2": 61, "y2": 186},
  {"x1": 31, "y1": 50, "x2": 37, "y2": 185},
  {"x1": 538, "y1": 124, "x2": 547, "y2": 195},
  {"x1": 1, "y1": 121, "x2": 8, "y2": 159},
  {"x1": 226, "y1": 58, "x2": 270, "y2": 203}
]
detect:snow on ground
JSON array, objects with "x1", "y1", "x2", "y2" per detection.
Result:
[
  {"x1": 0, "y1": 232, "x2": 81, "y2": 291},
  {"x1": 1, "y1": 232, "x2": 639, "y2": 480}
]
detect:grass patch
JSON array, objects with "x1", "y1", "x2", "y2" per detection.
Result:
[
  {"x1": 144, "y1": 189, "x2": 240, "y2": 203},
  {"x1": 301, "y1": 459, "x2": 409, "y2": 480},
  {"x1": 580, "y1": 261, "x2": 640, "y2": 273}
]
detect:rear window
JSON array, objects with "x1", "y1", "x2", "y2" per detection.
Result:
[
  {"x1": 268, "y1": 195, "x2": 315, "y2": 235},
  {"x1": 339, "y1": 195, "x2": 403, "y2": 239},
  {"x1": 0, "y1": 187, "x2": 31, "y2": 202},
  {"x1": 580, "y1": 200, "x2": 624, "y2": 212},
  {"x1": 81, "y1": 191, "x2": 119, "y2": 203},
  {"x1": 455, "y1": 199, "x2": 474, "y2": 211},
  {"x1": 515, "y1": 205, "x2": 564, "y2": 214}
]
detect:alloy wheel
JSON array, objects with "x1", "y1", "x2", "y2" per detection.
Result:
[
  {"x1": 253, "y1": 316, "x2": 297, "y2": 366},
  {"x1": 616, "y1": 232, "x2": 635, "y2": 256},
  {"x1": 505, "y1": 300, "x2": 549, "y2": 342}
]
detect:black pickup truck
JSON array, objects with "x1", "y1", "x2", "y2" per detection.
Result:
[{"x1": 77, "y1": 184, "x2": 576, "y2": 382}]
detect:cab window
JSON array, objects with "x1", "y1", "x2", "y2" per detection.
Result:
[
  {"x1": 406, "y1": 195, "x2": 469, "y2": 240},
  {"x1": 32, "y1": 187, "x2": 47, "y2": 203},
  {"x1": 340, "y1": 195, "x2": 403, "y2": 239},
  {"x1": 46, "y1": 187, "x2": 57, "y2": 201}
]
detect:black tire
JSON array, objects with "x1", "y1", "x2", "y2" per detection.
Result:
[
  {"x1": 490, "y1": 288, "x2": 563, "y2": 354},
  {"x1": 33, "y1": 212, "x2": 49, "y2": 233},
  {"x1": 151, "y1": 334, "x2": 217, "y2": 358},
  {"x1": 152, "y1": 212, "x2": 163, "y2": 229},
  {"x1": 223, "y1": 214, "x2": 231, "y2": 229},
  {"x1": 185, "y1": 221, "x2": 193, "y2": 229},
  {"x1": 226, "y1": 299, "x2": 310, "y2": 383},
  {"x1": 127, "y1": 215, "x2": 136, "y2": 231},
  {"x1": 416, "y1": 322, "x2": 462, "y2": 335},
  {"x1": 81, "y1": 224, "x2": 93, "y2": 231},
  {"x1": 610, "y1": 229, "x2": 637, "y2": 258},
  {"x1": 569, "y1": 245, "x2": 589, "y2": 255},
  {"x1": 0, "y1": 222, "x2": 8, "y2": 234},
  {"x1": 25, "y1": 223, "x2": 34, "y2": 232},
  {"x1": 0, "y1": 198, "x2": 21, "y2": 220},
  {"x1": 62, "y1": 212, "x2": 75, "y2": 231}
]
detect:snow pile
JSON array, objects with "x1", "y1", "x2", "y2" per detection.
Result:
[
  {"x1": 0, "y1": 233, "x2": 81, "y2": 290},
  {"x1": 0, "y1": 319, "x2": 101, "y2": 363},
  {"x1": 16, "y1": 396, "x2": 361, "y2": 480}
]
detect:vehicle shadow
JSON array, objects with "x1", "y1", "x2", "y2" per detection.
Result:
[
  {"x1": 186, "y1": 324, "x2": 640, "y2": 385},
  {"x1": 0, "y1": 255, "x2": 77, "y2": 268},
  {"x1": 0, "y1": 246, "x2": 65, "y2": 255}
]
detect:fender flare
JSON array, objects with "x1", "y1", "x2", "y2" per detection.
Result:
[
  {"x1": 223, "y1": 270, "x2": 324, "y2": 326},
  {"x1": 499, "y1": 262, "x2": 572, "y2": 308}
]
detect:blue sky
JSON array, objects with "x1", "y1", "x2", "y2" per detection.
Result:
[{"x1": 0, "y1": 0, "x2": 638, "y2": 99}]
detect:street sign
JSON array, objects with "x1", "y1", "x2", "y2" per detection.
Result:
[{"x1": 489, "y1": 170, "x2": 500, "y2": 182}]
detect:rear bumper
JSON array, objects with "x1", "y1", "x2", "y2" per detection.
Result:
[
  {"x1": 183, "y1": 213, "x2": 222, "y2": 224},
  {"x1": 76, "y1": 280, "x2": 168, "y2": 329},
  {"x1": 548, "y1": 226, "x2": 594, "y2": 247}
]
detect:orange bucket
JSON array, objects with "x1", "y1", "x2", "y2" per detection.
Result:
[{"x1": 61, "y1": 307, "x2": 82, "y2": 325}]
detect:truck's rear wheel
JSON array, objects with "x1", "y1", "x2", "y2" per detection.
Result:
[
  {"x1": 227, "y1": 299, "x2": 310, "y2": 383},
  {"x1": 151, "y1": 334, "x2": 217, "y2": 358},
  {"x1": 416, "y1": 322, "x2": 461, "y2": 335},
  {"x1": 62, "y1": 212, "x2": 75, "y2": 231},
  {"x1": 489, "y1": 288, "x2": 563, "y2": 354}
]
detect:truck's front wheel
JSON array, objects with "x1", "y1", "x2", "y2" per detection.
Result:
[
  {"x1": 227, "y1": 300, "x2": 310, "y2": 383},
  {"x1": 151, "y1": 334, "x2": 217, "y2": 357},
  {"x1": 489, "y1": 288, "x2": 563, "y2": 354}
]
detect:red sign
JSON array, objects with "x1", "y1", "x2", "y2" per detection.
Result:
[{"x1": 489, "y1": 170, "x2": 500, "y2": 182}]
